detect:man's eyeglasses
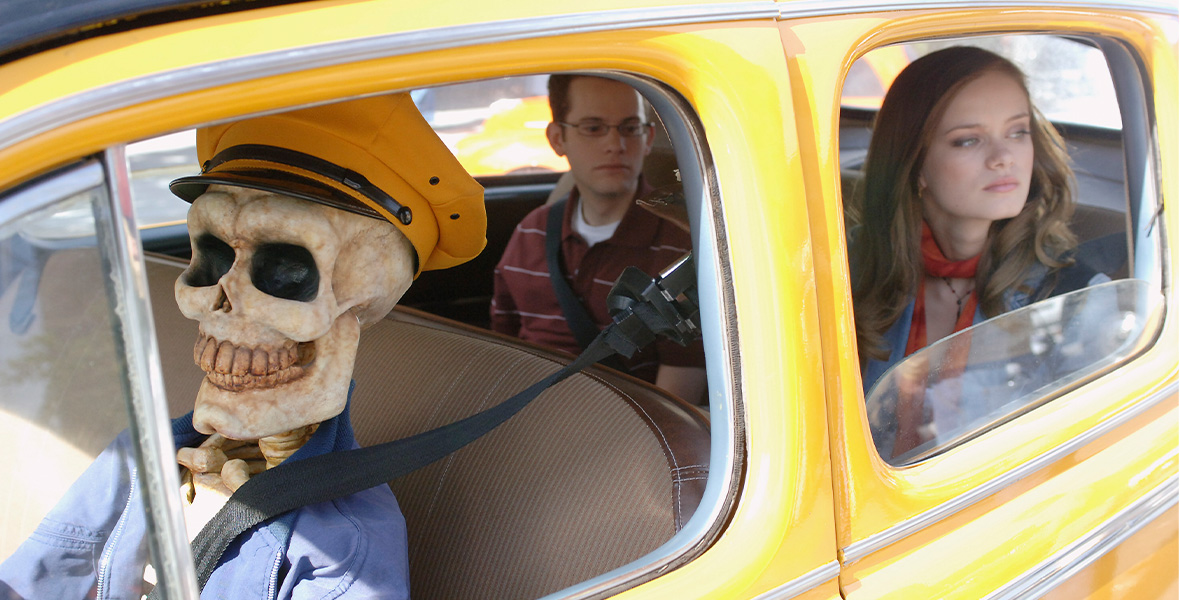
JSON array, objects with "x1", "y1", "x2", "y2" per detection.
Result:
[{"x1": 558, "y1": 120, "x2": 653, "y2": 138}]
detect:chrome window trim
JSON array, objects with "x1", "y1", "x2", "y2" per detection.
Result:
[
  {"x1": 842, "y1": 380, "x2": 1179, "y2": 564},
  {"x1": 0, "y1": 1, "x2": 778, "y2": 154},
  {"x1": 0, "y1": 160, "x2": 104, "y2": 225},
  {"x1": 777, "y1": 0, "x2": 1178, "y2": 19},
  {"x1": 984, "y1": 475, "x2": 1179, "y2": 600},
  {"x1": 99, "y1": 146, "x2": 198, "y2": 599},
  {"x1": 750, "y1": 561, "x2": 841, "y2": 600}
]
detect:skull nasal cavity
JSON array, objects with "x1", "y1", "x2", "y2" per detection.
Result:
[
  {"x1": 213, "y1": 288, "x2": 232, "y2": 312},
  {"x1": 185, "y1": 233, "x2": 234, "y2": 287},
  {"x1": 250, "y1": 243, "x2": 320, "y2": 302}
]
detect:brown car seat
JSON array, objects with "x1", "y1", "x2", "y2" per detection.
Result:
[{"x1": 146, "y1": 254, "x2": 710, "y2": 600}]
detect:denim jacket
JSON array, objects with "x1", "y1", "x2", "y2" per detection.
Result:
[{"x1": 0, "y1": 392, "x2": 409, "y2": 600}]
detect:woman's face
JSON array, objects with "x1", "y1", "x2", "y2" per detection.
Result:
[{"x1": 918, "y1": 69, "x2": 1034, "y2": 232}]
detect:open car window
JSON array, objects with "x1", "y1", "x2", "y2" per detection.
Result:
[{"x1": 2, "y1": 69, "x2": 722, "y2": 600}]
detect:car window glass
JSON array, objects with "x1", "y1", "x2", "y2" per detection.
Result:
[
  {"x1": 0, "y1": 175, "x2": 152, "y2": 596},
  {"x1": 867, "y1": 280, "x2": 1163, "y2": 464}
]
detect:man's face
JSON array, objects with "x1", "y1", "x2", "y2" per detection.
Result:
[{"x1": 546, "y1": 77, "x2": 654, "y2": 204}]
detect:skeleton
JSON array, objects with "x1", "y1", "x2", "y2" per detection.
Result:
[{"x1": 173, "y1": 184, "x2": 415, "y2": 538}]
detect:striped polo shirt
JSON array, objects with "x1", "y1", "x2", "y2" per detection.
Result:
[{"x1": 490, "y1": 186, "x2": 704, "y2": 383}]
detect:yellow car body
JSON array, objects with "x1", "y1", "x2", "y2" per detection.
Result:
[{"x1": 0, "y1": 1, "x2": 1174, "y2": 599}]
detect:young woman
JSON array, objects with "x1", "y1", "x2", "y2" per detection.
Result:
[{"x1": 848, "y1": 46, "x2": 1106, "y2": 457}]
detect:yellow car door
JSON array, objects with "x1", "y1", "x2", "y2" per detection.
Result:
[{"x1": 781, "y1": 4, "x2": 1178, "y2": 599}]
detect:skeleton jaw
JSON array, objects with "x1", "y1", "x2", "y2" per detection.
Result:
[
  {"x1": 191, "y1": 313, "x2": 359, "y2": 440},
  {"x1": 194, "y1": 332, "x2": 316, "y2": 391}
]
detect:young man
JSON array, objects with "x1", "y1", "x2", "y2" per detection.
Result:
[{"x1": 491, "y1": 75, "x2": 707, "y2": 405}]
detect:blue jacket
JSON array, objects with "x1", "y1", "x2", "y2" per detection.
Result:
[{"x1": 0, "y1": 394, "x2": 409, "y2": 600}]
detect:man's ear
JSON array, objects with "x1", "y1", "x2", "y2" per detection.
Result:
[{"x1": 546, "y1": 122, "x2": 566, "y2": 156}]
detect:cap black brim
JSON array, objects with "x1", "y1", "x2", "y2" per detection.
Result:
[{"x1": 169, "y1": 169, "x2": 382, "y2": 221}]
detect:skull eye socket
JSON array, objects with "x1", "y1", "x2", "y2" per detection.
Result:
[
  {"x1": 185, "y1": 234, "x2": 235, "y2": 287},
  {"x1": 251, "y1": 243, "x2": 320, "y2": 302}
]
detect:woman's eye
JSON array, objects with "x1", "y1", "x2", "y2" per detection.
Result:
[
  {"x1": 952, "y1": 137, "x2": 979, "y2": 148},
  {"x1": 1010, "y1": 128, "x2": 1032, "y2": 139}
]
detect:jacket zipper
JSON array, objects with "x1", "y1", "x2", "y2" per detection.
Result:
[
  {"x1": 97, "y1": 469, "x2": 138, "y2": 599},
  {"x1": 266, "y1": 545, "x2": 283, "y2": 599}
]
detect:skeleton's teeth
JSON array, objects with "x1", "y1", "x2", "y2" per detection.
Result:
[
  {"x1": 215, "y1": 342, "x2": 235, "y2": 374},
  {"x1": 200, "y1": 338, "x2": 217, "y2": 372},
  {"x1": 251, "y1": 351, "x2": 268, "y2": 376},
  {"x1": 194, "y1": 334, "x2": 310, "y2": 391},
  {"x1": 232, "y1": 347, "x2": 251, "y2": 376}
]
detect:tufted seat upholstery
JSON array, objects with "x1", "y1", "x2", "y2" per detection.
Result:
[{"x1": 145, "y1": 254, "x2": 710, "y2": 600}]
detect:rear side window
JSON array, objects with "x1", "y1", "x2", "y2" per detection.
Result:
[{"x1": 841, "y1": 34, "x2": 1165, "y2": 464}]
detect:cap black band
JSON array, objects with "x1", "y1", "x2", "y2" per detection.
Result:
[{"x1": 205, "y1": 144, "x2": 413, "y2": 225}]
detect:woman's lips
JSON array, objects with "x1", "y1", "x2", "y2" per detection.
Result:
[{"x1": 985, "y1": 177, "x2": 1020, "y2": 193}]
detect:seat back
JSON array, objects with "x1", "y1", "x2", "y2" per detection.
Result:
[{"x1": 146, "y1": 255, "x2": 710, "y2": 600}]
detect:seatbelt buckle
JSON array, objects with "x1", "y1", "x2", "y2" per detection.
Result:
[{"x1": 606, "y1": 253, "x2": 701, "y2": 351}]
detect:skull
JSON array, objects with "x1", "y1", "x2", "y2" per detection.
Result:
[{"x1": 175, "y1": 185, "x2": 415, "y2": 440}]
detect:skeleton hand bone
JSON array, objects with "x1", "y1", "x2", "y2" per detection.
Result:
[
  {"x1": 178, "y1": 435, "x2": 268, "y2": 541},
  {"x1": 178, "y1": 434, "x2": 265, "y2": 492}
]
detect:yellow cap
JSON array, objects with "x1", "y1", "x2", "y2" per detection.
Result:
[{"x1": 170, "y1": 94, "x2": 486, "y2": 275}]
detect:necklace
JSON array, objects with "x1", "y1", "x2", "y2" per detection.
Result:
[{"x1": 940, "y1": 276, "x2": 973, "y2": 320}]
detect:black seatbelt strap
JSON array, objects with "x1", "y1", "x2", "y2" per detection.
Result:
[
  {"x1": 546, "y1": 198, "x2": 607, "y2": 352},
  {"x1": 172, "y1": 253, "x2": 702, "y2": 595}
]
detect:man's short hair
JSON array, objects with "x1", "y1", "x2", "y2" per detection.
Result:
[
  {"x1": 547, "y1": 74, "x2": 577, "y2": 124},
  {"x1": 547, "y1": 74, "x2": 648, "y2": 124}
]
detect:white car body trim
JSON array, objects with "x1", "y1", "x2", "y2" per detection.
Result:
[{"x1": 750, "y1": 561, "x2": 841, "y2": 599}]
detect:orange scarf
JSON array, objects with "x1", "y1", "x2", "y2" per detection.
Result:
[
  {"x1": 905, "y1": 222, "x2": 980, "y2": 355},
  {"x1": 893, "y1": 223, "x2": 983, "y2": 458}
]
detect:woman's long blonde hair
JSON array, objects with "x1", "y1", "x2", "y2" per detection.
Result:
[{"x1": 849, "y1": 46, "x2": 1078, "y2": 362}]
